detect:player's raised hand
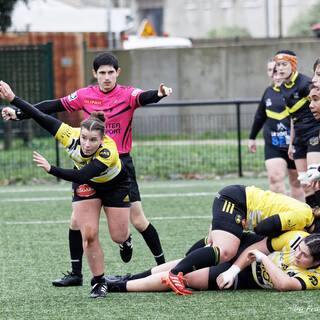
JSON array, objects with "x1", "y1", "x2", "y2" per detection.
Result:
[
  {"x1": 0, "y1": 80, "x2": 15, "y2": 102},
  {"x1": 33, "y1": 151, "x2": 51, "y2": 172},
  {"x1": 2, "y1": 107, "x2": 17, "y2": 120},
  {"x1": 158, "y1": 83, "x2": 173, "y2": 97}
]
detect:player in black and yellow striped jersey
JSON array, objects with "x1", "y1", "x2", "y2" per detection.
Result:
[
  {"x1": 274, "y1": 50, "x2": 320, "y2": 209},
  {"x1": 0, "y1": 80, "x2": 132, "y2": 298},
  {"x1": 161, "y1": 184, "x2": 320, "y2": 294},
  {"x1": 218, "y1": 230, "x2": 320, "y2": 291}
]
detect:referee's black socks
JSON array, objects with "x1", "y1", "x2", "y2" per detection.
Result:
[
  {"x1": 170, "y1": 246, "x2": 220, "y2": 275},
  {"x1": 141, "y1": 223, "x2": 165, "y2": 265}
]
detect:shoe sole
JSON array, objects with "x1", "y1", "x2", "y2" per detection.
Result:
[
  {"x1": 161, "y1": 276, "x2": 193, "y2": 295},
  {"x1": 52, "y1": 282, "x2": 83, "y2": 287}
]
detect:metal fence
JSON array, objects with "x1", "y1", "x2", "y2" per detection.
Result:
[
  {"x1": 0, "y1": 99, "x2": 265, "y2": 184},
  {"x1": 0, "y1": 43, "x2": 55, "y2": 183}
]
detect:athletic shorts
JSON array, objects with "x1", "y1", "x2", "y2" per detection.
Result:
[
  {"x1": 211, "y1": 185, "x2": 247, "y2": 239},
  {"x1": 208, "y1": 232, "x2": 263, "y2": 290},
  {"x1": 72, "y1": 171, "x2": 131, "y2": 208},
  {"x1": 120, "y1": 153, "x2": 141, "y2": 202},
  {"x1": 264, "y1": 144, "x2": 296, "y2": 169},
  {"x1": 293, "y1": 134, "x2": 320, "y2": 160}
]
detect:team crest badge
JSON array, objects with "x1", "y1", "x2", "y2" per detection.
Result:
[
  {"x1": 235, "y1": 214, "x2": 242, "y2": 224},
  {"x1": 99, "y1": 149, "x2": 111, "y2": 158},
  {"x1": 309, "y1": 136, "x2": 319, "y2": 146}
]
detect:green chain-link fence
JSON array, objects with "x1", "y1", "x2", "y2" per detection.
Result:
[{"x1": 0, "y1": 43, "x2": 64, "y2": 184}]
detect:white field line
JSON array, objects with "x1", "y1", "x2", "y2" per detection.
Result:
[
  {"x1": 5, "y1": 215, "x2": 212, "y2": 225},
  {"x1": 0, "y1": 181, "x2": 225, "y2": 193},
  {"x1": 0, "y1": 192, "x2": 216, "y2": 202},
  {"x1": 3, "y1": 191, "x2": 216, "y2": 225}
]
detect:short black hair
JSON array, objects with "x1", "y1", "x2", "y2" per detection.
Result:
[
  {"x1": 275, "y1": 49, "x2": 296, "y2": 57},
  {"x1": 93, "y1": 52, "x2": 119, "y2": 72}
]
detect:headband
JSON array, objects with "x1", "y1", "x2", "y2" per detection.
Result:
[{"x1": 274, "y1": 53, "x2": 297, "y2": 72}]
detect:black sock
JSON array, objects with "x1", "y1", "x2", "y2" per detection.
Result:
[
  {"x1": 171, "y1": 246, "x2": 220, "y2": 275},
  {"x1": 141, "y1": 223, "x2": 165, "y2": 265},
  {"x1": 69, "y1": 229, "x2": 83, "y2": 275},
  {"x1": 93, "y1": 274, "x2": 105, "y2": 284},
  {"x1": 306, "y1": 194, "x2": 318, "y2": 208},
  {"x1": 185, "y1": 237, "x2": 208, "y2": 256},
  {"x1": 130, "y1": 269, "x2": 152, "y2": 280}
]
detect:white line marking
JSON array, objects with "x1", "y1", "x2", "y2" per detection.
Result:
[
  {"x1": 0, "y1": 192, "x2": 216, "y2": 202},
  {"x1": 5, "y1": 215, "x2": 211, "y2": 225}
]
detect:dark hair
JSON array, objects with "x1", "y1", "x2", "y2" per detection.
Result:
[
  {"x1": 275, "y1": 50, "x2": 296, "y2": 56},
  {"x1": 93, "y1": 52, "x2": 119, "y2": 72},
  {"x1": 80, "y1": 111, "x2": 106, "y2": 137},
  {"x1": 304, "y1": 233, "x2": 320, "y2": 262},
  {"x1": 313, "y1": 57, "x2": 320, "y2": 72}
]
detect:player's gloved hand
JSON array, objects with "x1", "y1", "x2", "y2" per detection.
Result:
[
  {"x1": 307, "y1": 164, "x2": 320, "y2": 182},
  {"x1": 216, "y1": 265, "x2": 240, "y2": 290},
  {"x1": 248, "y1": 249, "x2": 266, "y2": 263},
  {"x1": 297, "y1": 171, "x2": 310, "y2": 185}
]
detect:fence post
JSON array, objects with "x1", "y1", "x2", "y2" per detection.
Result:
[{"x1": 236, "y1": 102, "x2": 243, "y2": 177}]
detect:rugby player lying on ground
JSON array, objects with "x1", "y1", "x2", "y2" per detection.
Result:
[{"x1": 105, "y1": 230, "x2": 320, "y2": 294}]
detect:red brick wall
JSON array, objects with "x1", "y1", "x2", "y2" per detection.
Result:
[{"x1": 0, "y1": 32, "x2": 109, "y2": 126}]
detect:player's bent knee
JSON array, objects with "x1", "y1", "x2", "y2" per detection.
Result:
[{"x1": 219, "y1": 248, "x2": 237, "y2": 263}]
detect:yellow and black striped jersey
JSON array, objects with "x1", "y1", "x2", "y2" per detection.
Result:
[
  {"x1": 55, "y1": 123, "x2": 121, "y2": 183},
  {"x1": 251, "y1": 231, "x2": 320, "y2": 290},
  {"x1": 245, "y1": 186, "x2": 313, "y2": 231}
]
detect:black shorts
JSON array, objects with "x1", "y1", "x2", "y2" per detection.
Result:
[
  {"x1": 120, "y1": 153, "x2": 141, "y2": 202},
  {"x1": 264, "y1": 144, "x2": 296, "y2": 169},
  {"x1": 293, "y1": 134, "x2": 320, "y2": 160},
  {"x1": 211, "y1": 185, "x2": 247, "y2": 239},
  {"x1": 208, "y1": 232, "x2": 263, "y2": 290},
  {"x1": 72, "y1": 173, "x2": 131, "y2": 208}
]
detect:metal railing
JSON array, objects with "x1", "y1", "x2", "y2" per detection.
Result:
[{"x1": 0, "y1": 98, "x2": 262, "y2": 183}]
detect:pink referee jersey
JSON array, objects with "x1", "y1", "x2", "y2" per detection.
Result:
[{"x1": 60, "y1": 84, "x2": 143, "y2": 154}]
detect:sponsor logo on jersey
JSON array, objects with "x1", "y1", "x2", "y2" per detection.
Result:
[
  {"x1": 308, "y1": 275, "x2": 318, "y2": 286},
  {"x1": 293, "y1": 92, "x2": 300, "y2": 99},
  {"x1": 265, "y1": 98, "x2": 272, "y2": 107},
  {"x1": 84, "y1": 98, "x2": 102, "y2": 105},
  {"x1": 68, "y1": 92, "x2": 78, "y2": 101},
  {"x1": 76, "y1": 184, "x2": 96, "y2": 197},
  {"x1": 277, "y1": 122, "x2": 287, "y2": 131},
  {"x1": 132, "y1": 89, "x2": 142, "y2": 97},
  {"x1": 99, "y1": 149, "x2": 111, "y2": 159},
  {"x1": 309, "y1": 136, "x2": 319, "y2": 146}
]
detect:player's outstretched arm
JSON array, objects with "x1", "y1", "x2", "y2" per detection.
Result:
[
  {"x1": 158, "y1": 83, "x2": 173, "y2": 97},
  {"x1": 0, "y1": 81, "x2": 62, "y2": 136}
]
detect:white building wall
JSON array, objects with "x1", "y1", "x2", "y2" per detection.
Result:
[{"x1": 163, "y1": 0, "x2": 319, "y2": 38}]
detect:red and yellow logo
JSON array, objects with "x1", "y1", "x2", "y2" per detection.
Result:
[{"x1": 76, "y1": 184, "x2": 96, "y2": 197}]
